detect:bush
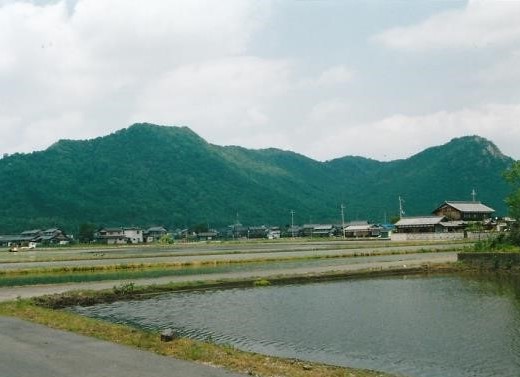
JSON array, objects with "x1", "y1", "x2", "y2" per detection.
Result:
[
  {"x1": 474, "y1": 231, "x2": 520, "y2": 252},
  {"x1": 253, "y1": 279, "x2": 271, "y2": 287},
  {"x1": 113, "y1": 282, "x2": 135, "y2": 295}
]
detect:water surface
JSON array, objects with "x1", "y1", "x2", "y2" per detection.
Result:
[{"x1": 72, "y1": 274, "x2": 520, "y2": 377}]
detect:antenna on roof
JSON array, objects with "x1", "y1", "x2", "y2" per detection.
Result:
[{"x1": 471, "y1": 189, "x2": 477, "y2": 202}]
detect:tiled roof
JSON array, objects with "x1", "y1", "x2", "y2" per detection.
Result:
[
  {"x1": 146, "y1": 227, "x2": 167, "y2": 232},
  {"x1": 395, "y1": 216, "x2": 445, "y2": 227},
  {"x1": 444, "y1": 201, "x2": 494, "y2": 213},
  {"x1": 313, "y1": 225, "x2": 334, "y2": 230},
  {"x1": 440, "y1": 221, "x2": 465, "y2": 227}
]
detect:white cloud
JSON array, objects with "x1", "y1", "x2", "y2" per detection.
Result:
[
  {"x1": 374, "y1": 1, "x2": 520, "y2": 51},
  {"x1": 132, "y1": 56, "x2": 293, "y2": 141},
  {"x1": 477, "y1": 49, "x2": 520, "y2": 84},
  {"x1": 315, "y1": 65, "x2": 354, "y2": 86},
  {"x1": 308, "y1": 99, "x2": 351, "y2": 126},
  {"x1": 305, "y1": 103, "x2": 520, "y2": 161},
  {"x1": 1, "y1": 0, "x2": 518, "y2": 166},
  {"x1": 71, "y1": 0, "x2": 266, "y2": 70},
  {"x1": 0, "y1": 0, "x2": 272, "y2": 154}
]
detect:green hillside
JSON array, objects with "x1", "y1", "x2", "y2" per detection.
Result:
[{"x1": 0, "y1": 124, "x2": 514, "y2": 233}]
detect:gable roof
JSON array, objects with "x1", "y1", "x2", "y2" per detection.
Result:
[
  {"x1": 146, "y1": 226, "x2": 167, "y2": 232},
  {"x1": 395, "y1": 216, "x2": 445, "y2": 227},
  {"x1": 313, "y1": 224, "x2": 335, "y2": 231},
  {"x1": 440, "y1": 220, "x2": 466, "y2": 228},
  {"x1": 437, "y1": 201, "x2": 494, "y2": 214}
]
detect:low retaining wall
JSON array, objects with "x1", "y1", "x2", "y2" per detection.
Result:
[
  {"x1": 391, "y1": 232, "x2": 491, "y2": 242},
  {"x1": 458, "y1": 252, "x2": 520, "y2": 271}
]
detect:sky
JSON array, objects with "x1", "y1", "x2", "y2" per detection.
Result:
[{"x1": 1, "y1": 0, "x2": 520, "y2": 162}]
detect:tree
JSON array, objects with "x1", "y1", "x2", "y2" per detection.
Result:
[
  {"x1": 189, "y1": 223, "x2": 208, "y2": 234},
  {"x1": 78, "y1": 223, "x2": 97, "y2": 243},
  {"x1": 504, "y1": 161, "x2": 520, "y2": 221},
  {"x1": 158, "y1": 234, "x2": 174, "y2": 244},
  {"x1": 504, "y1": 162, "x2": 520, "y2": 247}
]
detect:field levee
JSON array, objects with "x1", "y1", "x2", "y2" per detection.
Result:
[{"x1": 458, "y1": 252, "x2": 520, "y2": 271}]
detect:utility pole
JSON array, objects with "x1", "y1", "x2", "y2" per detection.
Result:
[
  {"x1": 399, "y1": 196, "x2": 405, "y2": 219},
  {"x1": 290, "y1": 209, "x2": 295, "y2": 238},
  {"x1": 340, "y1": 203, "x2": 346, "y2": 239}
]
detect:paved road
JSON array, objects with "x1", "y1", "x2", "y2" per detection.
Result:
[
  {"x1": 0, "y1": 252, "x2": 456, "y2": 302},
  {"x1": 0, "y1": 243, "x2": 463, "y2": 271},
  {"x1": 0, "y1": 317, "x2": 246, "y2": 377}
]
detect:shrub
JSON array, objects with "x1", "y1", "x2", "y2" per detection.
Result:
[{"x1": 253, "y1": 279, "x2": 271, "y2": 287}]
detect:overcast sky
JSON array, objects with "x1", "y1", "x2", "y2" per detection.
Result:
[{"x1": 1, "y1": 0, "x2": 520, "y2": 161}]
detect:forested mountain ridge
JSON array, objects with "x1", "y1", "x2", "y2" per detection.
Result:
[{"x1": 0, "y1": 123, "x2": 514, "y2": 233}]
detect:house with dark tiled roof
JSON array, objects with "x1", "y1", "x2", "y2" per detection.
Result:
[
  {"x1": 196, "y1": 230, "x2": 219, "y2": 241},
  {"x1": 395, "y1": 216, "x2": 446, "y2": 233},
  {"x1": 144, "y1": 226, "x2": 168, "y2": 243},
  {"x1": 0, "y1": 228, "x2": 69, "y2": 247},
  {"x1": 344, "y1": 224, "x2": 382, "y2": 238},
  {"x1": 37, "y1": 228, "x2": 70, "y2": 245},
  {"x1": 433, "y1": 201, "x2": 494, "y2": 221}
]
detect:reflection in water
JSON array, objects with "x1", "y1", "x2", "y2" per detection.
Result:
[{"x1": 72, "y1": 274, "x2": 520, "y2": 377}]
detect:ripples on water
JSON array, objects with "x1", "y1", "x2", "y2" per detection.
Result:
[{"x1": 71, "y1": 275, "x2": 520, "y2": 377}]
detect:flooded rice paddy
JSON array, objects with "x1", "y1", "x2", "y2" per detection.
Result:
[
  {"x1": 0, "y1": 253, "x2": 434, "y2": 287},
  {"x1": 72, "y1": 274, "x2": 520, "y2": 377}
]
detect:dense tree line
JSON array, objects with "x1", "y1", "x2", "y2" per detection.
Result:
[{"x1": 0, "y1": 124, "x2": 513, "y2": 235}]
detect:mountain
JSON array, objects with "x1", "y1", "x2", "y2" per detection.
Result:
[{"x1": 0, "y1": 124, "x2": 514, "y2": 233}]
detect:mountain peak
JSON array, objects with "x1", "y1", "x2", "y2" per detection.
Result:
[{"x1": 447, "y1": 135, "x2": 507, "y2": 160}]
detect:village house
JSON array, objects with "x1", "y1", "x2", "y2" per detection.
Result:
[
  {"x1": 394, "y1": 216, "x2": 446, "y2": 233},
  {"x1": 196, "y1": 230, "x2": 219, "y2": 241},
  {"x1": 267, "y1": 227, "x2": 281, "y2": 239},
  {"x1": 37, "y1": 228, "x2": 70, "y2": 245},
  {"x1": 344, "y1": 223, "x2": 382, "y2": 238},
  {"x1": 95, "y1": 227, "x2": 143, "y2": 244},
  {"x1": 301, "y1": 224, "x2": 336, "y2": 237},
  {"x1": 123, "y1": 227, "x2": 143, "y2": 244},
  {"x1": 432, "y1": 201, "x2": 494, "y2": 221},
  {"x1": 0, "y1": 228, "x2": 70, "y2": 247},
  {"x1": 144, "y1": 226, "x2": 168, "y2": 243},
  {"x1": 0, "y1": 233, "x2": 36, "y2": 247},
  {"x1": 247, "y1": 226, "x2": 269, "y2": 239},
  {"x1": 95, "y1": 228, "x2": 126, "y2": 244}
]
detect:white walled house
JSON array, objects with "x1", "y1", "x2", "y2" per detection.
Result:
[
  {"x1": 96, "y1": 227, "x2": 143, "y2": 244},
  {"x1": 123, "y1": 227, "x2": 143, "y2": 244}
]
